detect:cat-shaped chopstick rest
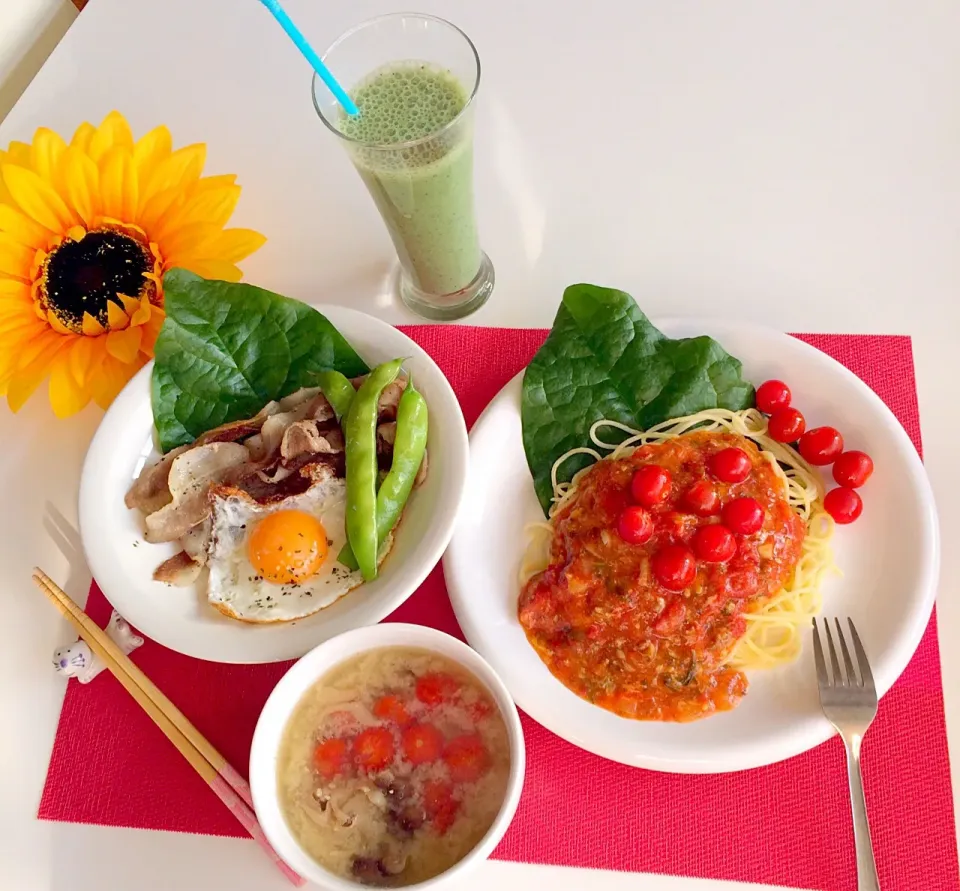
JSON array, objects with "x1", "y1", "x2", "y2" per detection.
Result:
[{"x1": 53, "y1": 610, "x2": 144, "y2": 684}]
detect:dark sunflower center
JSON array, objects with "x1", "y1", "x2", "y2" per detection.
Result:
[{"x1": 42, "y1": 229, "x2": 153, "y2": 332}]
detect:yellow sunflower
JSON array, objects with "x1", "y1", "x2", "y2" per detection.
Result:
[{"x1": 0, "y1": 110, "x2": 266, "y2": 417}]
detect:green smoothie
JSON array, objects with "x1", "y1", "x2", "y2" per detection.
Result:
[{"x1": 337, "y1": 63, "x2": 481, "y2": 297}]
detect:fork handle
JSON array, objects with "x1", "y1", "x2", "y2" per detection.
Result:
[{"x1": 844, "y1": 734, "x2": 881, "y2": 891}]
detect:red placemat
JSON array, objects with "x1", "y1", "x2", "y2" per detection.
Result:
[{"x1": 39, "y1": 328, "x2": 957, "y2": 891}]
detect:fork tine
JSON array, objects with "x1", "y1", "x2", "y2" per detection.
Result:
[
  {"x1": 823, "y1": 619, "x2": 844, "y2": 685},
  {"x1": 847, "y1": 619, "x2": 876, "y2": 692},
  {"x1": 812, "y1": 619, "x2": 829, "y2": 687},
  {"x1": 834, "y1": 618, "x2": 859, "y2": 686}
]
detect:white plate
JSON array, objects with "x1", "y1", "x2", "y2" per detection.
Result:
[
  {"x1": 80, "y1": 306, "x2": 468, "y2": 664},
  {"x1": 443, "y1": 319, "x2": 939, "y2": 773}
]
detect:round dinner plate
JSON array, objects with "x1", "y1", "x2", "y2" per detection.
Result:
[
  {"x1": 443, "y1": 319, "x2": 939, "y2": 773},
  {"x1": 80, "y1": 306, "x2": 468, "y2": 664}
]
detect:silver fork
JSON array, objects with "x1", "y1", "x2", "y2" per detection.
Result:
[{"x1": 812, "y1": 617, "x2": 881, "y2": 891}]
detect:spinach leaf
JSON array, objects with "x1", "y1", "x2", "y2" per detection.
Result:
[
  {"x1": 152, "y1": 269, "x2": 368, "y2": 451},
  {"x1": 521, "y1": 283, "x2": 755, "y2": 514}
]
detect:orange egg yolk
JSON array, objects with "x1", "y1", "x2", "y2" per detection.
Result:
[{"x1": 247, "y1": 509, "x2": 329, "y2": 585}]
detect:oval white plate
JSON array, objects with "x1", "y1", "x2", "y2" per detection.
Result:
[
  {"x1": 80, "y1": 306, "x2": 468, "y2": 664},
  {"x1": 443, "y1": 319, "x2": 939, "y2": 773}
]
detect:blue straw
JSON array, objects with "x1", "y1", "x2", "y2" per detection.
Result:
[{"x1": 258, "y1": 0, "x2": 359, "y2": 115}]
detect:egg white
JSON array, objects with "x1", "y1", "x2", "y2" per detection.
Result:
[{"x1": 206, "y1": 480, "x2": 362, "y2": 623}]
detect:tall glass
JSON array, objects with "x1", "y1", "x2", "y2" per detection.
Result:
[{"x1": 313, "y1": 14, "x2": 494, "y2": 321}]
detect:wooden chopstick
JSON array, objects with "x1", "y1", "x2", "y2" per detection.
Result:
[{"x1": 32, "y1": 568, "x2": 305, "y2": 887}]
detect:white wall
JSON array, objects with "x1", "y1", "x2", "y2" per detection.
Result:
[{"x1": 0, "y1": 0, "x2": 77, "y2": 122}]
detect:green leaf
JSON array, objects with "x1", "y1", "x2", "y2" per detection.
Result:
[
  {"x1": 521, "y1": 283, "x2": 755, "y2": 515},
  {"x1": 152, "y1": 269, "x2": 369, "y2": 451}
]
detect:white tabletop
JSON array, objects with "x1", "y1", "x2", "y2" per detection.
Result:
[{"x1": 2, "y1": 0, "x2": 959, "y2": 889}]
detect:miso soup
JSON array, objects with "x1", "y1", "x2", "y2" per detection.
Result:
[{"x1": 277, "y1": 647, "x2": 510, "y2": 886}]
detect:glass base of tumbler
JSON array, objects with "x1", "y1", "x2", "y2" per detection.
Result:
[{"x1": 399, "y1": 252, "x2": 494, "y2": 321}]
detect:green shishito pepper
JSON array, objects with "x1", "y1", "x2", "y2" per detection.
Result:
[
  {"x1": 344, "y1": 358, "x2": 404, "y2": 581},
  {"x1": 315, "y1": 369, "x2": 356, "y2": 422},
  {"x1": 339, "y1": 371, "x2": 429, "y2": 577}
]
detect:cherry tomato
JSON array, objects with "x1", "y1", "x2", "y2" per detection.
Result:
[
  {"x1": 798, "y1": 426, "x2": 844, "y2": 465},
  {"x1": 423, "y1": 780, "x2": 459, "y2": 834},
  {"x1": 756, "y1": 379, "x2": 792, "y2": 414},
  {"x1": 691, "y1": 524, "x2": 737, "y2": 563},
  {"x1": 767, "y1": 406, "x2": 806, "y2": 443},
  {"x1": 372, "y1": 694, "x2": 410, "y2": 725},
  {"x1": 415, "y1": 673, "x2": 460, "y2": 707},
  {"x1": 313, "y1": 737, "x2": 349, "y2": 780},
  {"x1": 443, "y1": 735, "x2": 490, "y2": 783},
  {"x1": 721, "y1": 497, "x2": 765, "y2": 535},
  {"x1": 352, "y1": 727, "x2": 395, "y2": 772},
  {"x1": 651, "y1": 544, "x2": 697, "y2": 591},
  {"x1": 708, "y1": 447, "x2": 752, "y2": 483},
  {"x1": 401, "y1": 723, "x2": 444, "y2": 765},
  {"x1": 682, "y1": 479, "x2": 720, "y2": 516},
  {"x1": 832, "y1": 450, "x2": 874, "y2": 488},
  {"x1": 824, "y1": 487, "x2": 863, "y2": 524},
  {"x1": 630, "y1": 464, "x2": 672, "y2": 506},
  {"x1": 653, "y1": 598, "x2": 687, "y2": 634},
  {"x1": 617, "y1": 505, "x2": 655, "y2": 544}
]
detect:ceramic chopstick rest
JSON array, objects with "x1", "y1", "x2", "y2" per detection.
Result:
[{"x1": 52, "y1": 610, "x2": 144, "y2": 683}]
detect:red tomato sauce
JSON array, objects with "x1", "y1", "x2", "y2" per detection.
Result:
[{"x1": 518, "y1": 431, "x2": 805, "y2": 722}]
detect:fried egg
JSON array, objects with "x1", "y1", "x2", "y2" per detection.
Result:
[{"x1": 206, "y1": 479, "x2": 363, "y2": 623}]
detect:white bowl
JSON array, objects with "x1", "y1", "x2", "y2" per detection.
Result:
[
  {"x1": 249, "y1": 623, "x2": 526, "y2": 890},
  {"x1": 79, "y1": 305, "x2": 469, "y2": 664}
]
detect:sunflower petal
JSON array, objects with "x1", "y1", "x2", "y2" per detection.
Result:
[
  {"x1": 142, "y1": 144, "x2": 206, "y2": 200},
  {"x1": 190, "y1": 174, "x2": 237, "y2": 197},
  {"x1": 0, "y1": 203, "x2": 52, "y2": 250},
  {"x1": 82, "y1": 312, "x2": 105, "y2": 336},
  {"x1": 70, "y1": 122, "x2": 96, "y2": 152},
  {"x1": 91, "y1": 353, "x2": 143, "y2": 409},
  {"x1": 106, "y1": 299, "x2": 130, "y2": 330},
  {"x1": 46, "y1": 309, "x2": 73, "y2": 335},
  {"x1": 59, "y1": 147, "x2": 101, "y2": 226},
  {"x1": 2, "y1": 164, "x2": 76, "y2": 232},
  {"x1": 173, "y1": 258, "x2": 242, "y2": 282},
  {"x1": 133, "y1": 126, "x2": 172, "y2": 195},
  {"x1": 197, "y1": 227, "x2": 266, "y2": 263},
  {"x1": 49, "y1": 350, "x2": 90, "y2": 417},
  {"x1": 153, "y1": 185, "x2": 241, "y2": 243},
  {"x1": 0, "y1": 305, "x2": 44, "y2": 339},
  {"x1": 30, "y1": 128, "x2": 68, "y2": 193},
  {"x1": 117, "y1": 293, "x2": 140, "y2": 315},
  {"x1": 0, "y1": 233, "x2": 33, "y2": 279},
  {"x1": 0, "y1": 327, "x2": 43, "y2": 392},
  {"x1": 157, "y1": 221, "x2": 219, "y2": 267},
  {"x1": 88, "y1": 111, "x2": 134, "y2": 163},
  {"x1": 106, "y1": 326, "x2": 142, "y2": 363},
  {"x1": 6, "y1": 330, "x2": 69, "y2": 412},
  {"x1": 0, "y1": 278, "x2": 31, "y2": 301},
  {"x1": 99, "y1": 147, "x2": 138, "y2": 222},
  {"x1": 137, "y1": 187, "x2": 184, "y2": 238},
  {"x1": 68, "y1": 334, "x2": 102, "y2": 386},
  {"x1": 130, "y1": 295, "x2": 152, "y2": 326},
  {"x1": 139, "y1": 305, "x2": 164, "y2": 355}
]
